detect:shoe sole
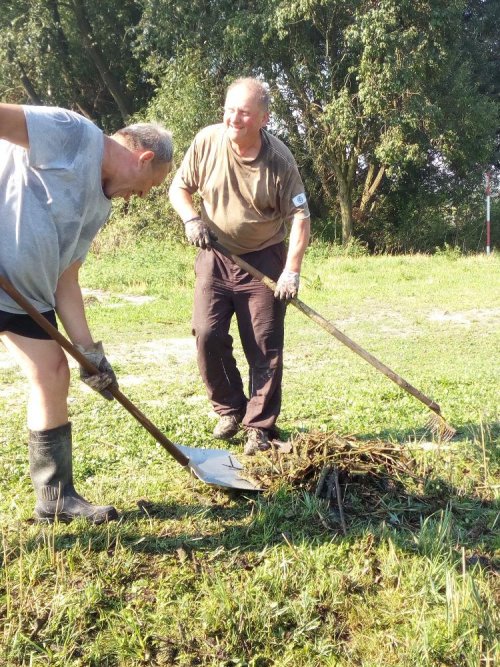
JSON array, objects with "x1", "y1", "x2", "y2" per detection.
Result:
[{"x1": 34, "y1": 507, "x2": 119, "y2": 525}]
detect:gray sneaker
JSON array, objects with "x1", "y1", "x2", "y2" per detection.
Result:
[
  {"x1": 244, "y1": 428, "x2": 271, "y2": 456},
  {"x1": 213, "y1": 414, "x2": 242, "y2": 440}
]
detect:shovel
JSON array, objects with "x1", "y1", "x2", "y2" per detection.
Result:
[
  {"x1": 0, "y1": 275, "x2": 261, "y2": 492},
  {"x1": 211, "y1": 241, "x2": 456, "y2": 441}
]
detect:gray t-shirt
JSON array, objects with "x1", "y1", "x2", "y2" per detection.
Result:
[{"x1": 0, "y1": 106, "x2": 111, "y2": 313}]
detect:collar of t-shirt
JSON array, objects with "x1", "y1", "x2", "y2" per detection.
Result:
[{"x1": 226, "y1": 129, "x2": 268, "y2": 165}]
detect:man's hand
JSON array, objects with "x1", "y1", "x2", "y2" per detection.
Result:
[
  {"x1": 184, "y1": 218, "x2": 216, "y2": 249},
  {"x1": 76, "y1": 341, "x2": 118, "y2": 400},
  {"x1": 274, "y1": 269, "x2": 300, "y2": 302}
]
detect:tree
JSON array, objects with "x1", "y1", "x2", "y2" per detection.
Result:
[
  {"x1": 2, "y1": 0, "x2": 496, "y2": 247},
  {"x1": 225, "y1": 0, "x2": 496, "y2": 242},
  {"x1": 144, "y1": 50, "x2": 222, "y2": 155},
  {"x1": 140, "y1": 0, "x2": 497, "y2": 244},
  {"x1": 0, "y1": 0, "x2": 148, "y2": 129},
  {"x1": 463, "y1": 0, "x2": 500, "y2": 167}
]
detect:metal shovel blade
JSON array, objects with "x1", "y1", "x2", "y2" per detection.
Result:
[{"x1": 177, "y1": 444, "x2": 263, "y2": 491}]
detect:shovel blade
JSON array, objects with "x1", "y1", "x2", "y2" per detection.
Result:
[{"x1": 176, "y1": 444, "x2": 262, "y2": 491}]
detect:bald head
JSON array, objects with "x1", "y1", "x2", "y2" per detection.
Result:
[{"x1": 226, "y1": 78, "x2": 270, "y2": 113}]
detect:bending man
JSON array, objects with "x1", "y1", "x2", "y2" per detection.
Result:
[
  {"x1": 0, "y1": 103, "x2": 173, "y2": 523},
  {"x1": 169, "y1": 77, "x2": 310, "y2": 455}
]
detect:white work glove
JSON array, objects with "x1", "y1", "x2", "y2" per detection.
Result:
[
  {"x1": 274, "y1": 269, "x2": 300, "y2": 302},
  {"x1": 184, "y1": 217, "x2": 216, "y2": 249},
  {"x1": 76, "y1": 341, "x2": 118, "y2": 400}
]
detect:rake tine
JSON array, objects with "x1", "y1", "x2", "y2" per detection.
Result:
[{"x1": 426, "y1": 413, "x2": 457, "y2": 443}]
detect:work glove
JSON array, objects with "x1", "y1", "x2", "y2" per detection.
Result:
[
  {"x1": 274, "y1": 269, "x2": 300, "y2": 302},
  {"x1": 76, "y1": 341, "x2": 118, "y2": 400},
  {"x1": 184, "y1": 217, "x2": 216, "y2": 249}
]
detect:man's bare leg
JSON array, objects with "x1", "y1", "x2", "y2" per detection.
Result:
[
  {"x1": 0, "y1": 333, "x2": 69, "y2": 430},
  {"x1": 1, "y1": 332, "x2": 118, "y2": 523}
]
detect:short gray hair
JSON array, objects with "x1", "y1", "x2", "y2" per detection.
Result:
[
  {"x1": 115, "y1": 122, "x2": 173, "y2": 167},
  {"x1": 226, "y1": 78, "x2": 270, "y2": 112}
]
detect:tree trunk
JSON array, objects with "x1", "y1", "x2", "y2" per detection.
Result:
[
  {"x1": 315, "y1": 149, "x2": 355, "y2": 243},
  {"x1": 338, "y1": 187, "x2": 353, "y2": 243},
  {"x1": 330, "y1": 148, "x2": 356, "y2": 244},
  {"x1": 45, "y1": 0, "x2": 94, "y2": 120},
  {"x1": 7, "y1": 41, "x2": 44, "y2": 105},
  {"x1": 18, "y1": 62, "x2": 44, "y2": 105},
  {"x1": 70, "y1": 0, "x2": 132, "y2": 123},
  {"x1": 360, "y1": 163, "x2": 385, "y2": 212},
  {"x1": 46, "y1": 0, "x2": 70, "y2": 60}
]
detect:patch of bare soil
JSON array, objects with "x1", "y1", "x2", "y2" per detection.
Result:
[
  {"x1": 110, "y1": 337, "x2": 199, "y2": 397},
  {"x1": 81, "y1": 288, "x2": 155, "y2": 306},
  {"x1": 111, "y1": 337, "x2": 196, "y2": 366},
  {"x1": 328, "y1": 306, "x2": 500, "y2": 336},
  {"x1": 333, "y1": 309, "x2": 419, "y2": 338},
  {"x1": 0, "y1": 354, "x2": 24, "y2": 403},
  {"x1": 428, "y1": 307, "x2": 500, "y2": 327},
  {"x1": 0, "y1": 350, "x2": 17, "y2": 371},
  {"x1": 68, "y1": 337, "x2": 197, "y2": 389}
]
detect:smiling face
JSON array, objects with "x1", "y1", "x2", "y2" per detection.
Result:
[{"x1": 223, "y1": 83, "x2": 269, "y2": 151}]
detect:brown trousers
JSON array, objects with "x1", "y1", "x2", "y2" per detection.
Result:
[{"x1": 192, "y1": 243, "x2": 287, "y2": 430}]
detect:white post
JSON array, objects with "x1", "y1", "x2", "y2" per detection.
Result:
[{"x1": 485, "y1": 172, "x2": 491, "y2": 255}]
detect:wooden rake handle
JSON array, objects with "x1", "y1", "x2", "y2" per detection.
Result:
[
  {"x1": 0, "y1": 275, "x2": 189, "y2": 466},
  {"x1": 211, "y1": 241, "x2": 442, "y2": 417}
]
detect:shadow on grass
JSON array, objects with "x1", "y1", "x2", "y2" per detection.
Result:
[
  {"x1": 15, "y1": 418, "x2": 498, "y2": 568},
  {"x1": 20, "y1": 471, "x2": 499, "y2": 576}
]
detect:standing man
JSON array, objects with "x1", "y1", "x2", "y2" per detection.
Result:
[
  {"x1": 169, "y1": 77, "x2": 310, "y2": 455},
  {"x1": 0, "y1": 103, "x2": 173, "y2": 523}
]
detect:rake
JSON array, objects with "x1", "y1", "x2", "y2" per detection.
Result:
[{"x1": 212, "y1": 241, "x2": 456, "y2": 442}]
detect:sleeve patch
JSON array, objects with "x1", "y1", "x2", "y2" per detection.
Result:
[{"x1": 292, "y1": 192, "x2": 307, "y2": 207}]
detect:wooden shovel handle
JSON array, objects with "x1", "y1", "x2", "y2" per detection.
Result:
[
  {"x1": 0, "y1": 275, "x2": 189, "y2": 466},
  {"x1": 211, "y1": 241, "x2": 442, "y2": 416}
]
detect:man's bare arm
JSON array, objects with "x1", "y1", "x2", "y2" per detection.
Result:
[
  {"x1": 169, "y1": 181, "x2": 199, "y2": 223},
  {"x1": 0, "y1": 103, "x2": 29, "y2": 149},
  {"x1": 55, "y1": 261, "x2": 93, "y2": 347},
  {"x1": 285, "y1": 216, "x2": 311, "y2": 273}
]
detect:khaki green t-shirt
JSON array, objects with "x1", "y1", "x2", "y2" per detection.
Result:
[{"x1": 172, "y1": 124, "x2": 310, "y2": 255}]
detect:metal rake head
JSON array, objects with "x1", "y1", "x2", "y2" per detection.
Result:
[{"x1": 426, "y1": 413, "x2": 457, "y2": 443}]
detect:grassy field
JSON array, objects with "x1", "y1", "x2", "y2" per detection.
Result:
[{"x1": 1, "y1": 234, "x2": 499, "y2": 666}]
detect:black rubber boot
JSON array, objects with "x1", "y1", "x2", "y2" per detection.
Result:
[{"x1": 28, "y1": 423, "x2": 118, "y2": 524}]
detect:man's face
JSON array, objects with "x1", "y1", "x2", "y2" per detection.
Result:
[{"x1": 223, "y1": 84, "x2": 269, "y2": 146}]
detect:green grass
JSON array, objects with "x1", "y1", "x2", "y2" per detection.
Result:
[{"x1": 1, "y1": 235, "x2": 499, "y2": 666}]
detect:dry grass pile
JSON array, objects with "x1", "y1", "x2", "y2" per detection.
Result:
[{"x1": 242, "y1": 431, "x2": 422, "y2": 531}]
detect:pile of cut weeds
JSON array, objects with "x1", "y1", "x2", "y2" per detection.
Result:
[{"x1": 241, "y1": 431, "x2": 433, "y2": 530}]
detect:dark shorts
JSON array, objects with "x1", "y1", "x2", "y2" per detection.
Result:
[{"x1": 0, "y1": 309, "x2": 58, "y2": 340}]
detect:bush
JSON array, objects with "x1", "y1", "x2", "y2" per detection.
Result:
[{"x1": 92, "y1": 190, "x2": 185, "y2": 255}]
